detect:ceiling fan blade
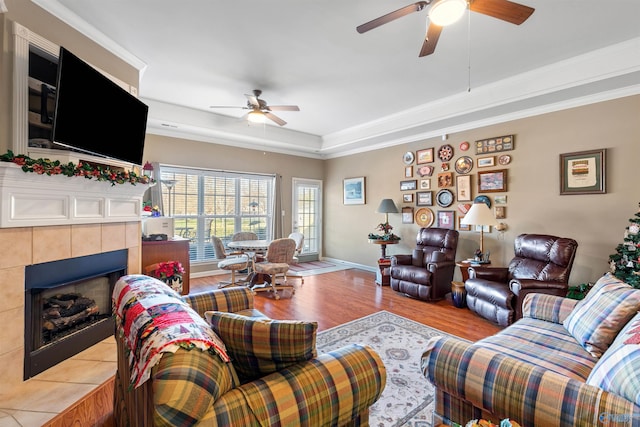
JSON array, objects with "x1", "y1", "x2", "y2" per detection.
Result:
[
  {"x1": 357, "y1": 1, "x2": 429, "y2": 34},
  {"x1": 244, "y1": 93, "x2": 260, "y2": 108},
  {"x1": 419, "y1": 22, "x2": 442, "y2": 57},
  {"x1": 469, "y1": 0, "x2": 534, "y2": 25},
  {"x1": 264, "y1": 112, "x2": 287, "y2": 126},
  {"x1": 209, "y1": 105, "x2": 247, "y2": 109},
  {"x1": 267, "y1": 105, "x2": 300, "y2": 112}
]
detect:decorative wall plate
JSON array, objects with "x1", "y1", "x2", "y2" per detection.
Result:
[
  {"x1": 417, "y1": 165, "x2": 434, "y2": 177},
  {"x1": 474, "y1": 195, "x2": 491, "y2": 208},
  {"x1": 415, "y1": 207, "x2": 435, "y2": 227},
  {"x1": 498, "y1": 154, "x2": 511, "y2": 165},
  {"x1": 403, "y1": 151, "x2": 415, "y2": 165},
  {"x1": 454, "y1": 156, "x2": 473, "y2": 174},
  {"x1": 436, "y1": 189, "x2": 454, "y2": 207},
  {"x1": 459, "y1": 141, "x2": 470, "y2": 151},
  {"x1": 438, "y1": 144, "x2": 454, "y2": 162}
]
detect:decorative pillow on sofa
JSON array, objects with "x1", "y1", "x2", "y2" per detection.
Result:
[
  {"x1": 587, "y1": 312, "x2": 640, "y2": 405},
  {"x1": 563, "y1": 273, "x2": 640, "y2": 357},
  {"x1": 205, "y1": 311, "x2": 318, "y2": 382}
]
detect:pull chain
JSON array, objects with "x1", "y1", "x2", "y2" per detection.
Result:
[{"x1": 467, "y1": 1, "x2": 472, "y2": 92}]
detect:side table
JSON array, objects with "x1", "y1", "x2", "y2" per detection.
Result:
[
  {"x1": 375, "y1": 258, "x2": 392, "y2": 286},
  {"x1": 368, "y1": 239, "x2": 399, "y2": 259},
  {"x1": 456, "y1": 260, "x2": 492, "y2": 282}
]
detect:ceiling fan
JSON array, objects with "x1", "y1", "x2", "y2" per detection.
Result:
[
  {"x1": 357, "y1": 0, "x2": 534, "y2": 57},
  {"x1": 210, "y1": 89, "x2": 300, "y2": 126}
]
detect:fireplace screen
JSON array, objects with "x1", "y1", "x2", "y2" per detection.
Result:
[{"x1": 24, "y1": 250, "x2": 127, "y2": 379}]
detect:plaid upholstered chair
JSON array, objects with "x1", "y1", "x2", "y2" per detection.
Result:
[
  {"x1": 252, "y1": 237, "x2": 297, "y2": 299},
  {"x1": 113, "y1": 275, "x2": 386, "y2": 426}
]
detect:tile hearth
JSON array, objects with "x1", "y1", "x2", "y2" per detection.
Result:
[{"x1": 0, "y1": 337, "x2": 116, "y2": 426}]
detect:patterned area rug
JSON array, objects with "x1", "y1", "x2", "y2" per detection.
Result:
[
  {"x1": 316, "y1": 311, "x2": 459, "y2": 427},
  {"x1": 287, "y1": 260, "x2": 351, "y2": 276}
]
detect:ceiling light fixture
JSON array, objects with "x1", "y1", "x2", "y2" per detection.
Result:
[
  {"x1": 247, "y1": 110, "x2": 266, "y2": 124},
  {"x1": 429, "y1": 0, "x2": 467, "y2": 26}
]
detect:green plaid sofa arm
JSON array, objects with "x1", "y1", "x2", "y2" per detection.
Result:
[
  {"x1": 210, "y1": 344, "x2": 386, "y2": 427},
  {"x1": 521, "y1": 293, "x2": 578, "y2": 324},
  {"x1": 182, "y1": 287, "x2": 254, "y2": 318},
  {"x1": 422, "y1": 337, "x2": 640, "y2": 427}
]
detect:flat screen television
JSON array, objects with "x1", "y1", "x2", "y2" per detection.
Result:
[{"x1": 51, "y1": 47, "x2": 148, "y2": 165}]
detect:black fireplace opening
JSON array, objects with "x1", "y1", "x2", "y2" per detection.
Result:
[{"x1": 24, "y1": 249, "x2": 128, "y2": 380}]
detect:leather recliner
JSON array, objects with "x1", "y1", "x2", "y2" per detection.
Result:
[
  {"x1": 465, "y1": 233, "x2": 578, "y2": 326},
  {"x1": 389, "y1": 228, "x2": 459, "y2": 301}
]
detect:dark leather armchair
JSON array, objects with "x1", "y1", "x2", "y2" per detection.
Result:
[
  {"x1": 465, "y1": 233, "x2": 578, "y2": 326},
  {"x1": 389, "y1": 228, "x2": 459, "y2": 301}
]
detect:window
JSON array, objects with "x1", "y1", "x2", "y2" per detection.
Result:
[{"x1": 159, "y1": 166, "x2": 275, "y2": 263}]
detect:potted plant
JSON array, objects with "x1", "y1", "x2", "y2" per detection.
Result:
[{"x1": 149, "y1": 260, "x2": 185, "y2": 294}]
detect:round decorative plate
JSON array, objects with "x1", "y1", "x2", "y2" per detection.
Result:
[
  {"x1": 498, "y1": 154, "x2": 511, "y2": 165},
  {"x1": 415, "y1": 207, "x2": 435, "y2": 227},
  {"x1": 436, "y1": 189, "x2": 454, "y2": 208},
  {"x1": 454, "y1": 156, "x2": 473, "y2": 174},
  {"x1": 438, "y1": 144, "x2": 454, "y2": 162},
  {"x1": 474, "y1": 195, "x2": 491, "y2": 208},
  {"x1": 403, "y1": 151, "x2": 415, "y2": 165},
  {"x1": 459, "y1": 141, "x2": 470, "y2": 151}
]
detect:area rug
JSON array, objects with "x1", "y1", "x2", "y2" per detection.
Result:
[
  {"x1": 287, "y1": 260, "x2": 351, "y2": 276},
  {"x1": 316, "y1": 311, "x2": 460, "y2": 427}
]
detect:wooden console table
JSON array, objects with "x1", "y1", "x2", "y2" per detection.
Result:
[{"x1": 142, "y1": 238, "x2": 191, "y2": 294}]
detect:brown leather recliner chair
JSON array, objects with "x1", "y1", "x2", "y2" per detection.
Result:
[
  {"x1": 389, "y1": 228, "x2": 459, "y2": 301},
  {"x1": 465, "y1": 233, "x2": 578, "y2": 326}
]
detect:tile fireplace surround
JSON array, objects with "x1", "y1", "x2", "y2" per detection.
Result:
[{"x1": 0, "y1": 162, "x2": 148, "y2": 425}]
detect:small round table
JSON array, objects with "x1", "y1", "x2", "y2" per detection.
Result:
[{"x1": 368, "y1": 239, "x2": 399, "y2": 259}]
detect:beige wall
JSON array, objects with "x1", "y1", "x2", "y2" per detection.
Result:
[{"x1": 324, "y1": 95, "x2": 640, "y2": 286}]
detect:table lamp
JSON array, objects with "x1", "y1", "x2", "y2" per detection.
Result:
[
  {"x1": 376, "y1": 199, "x2": 399, "y2": 225},
  {"x1": 460, "y1": 202, "x2": 499, "y2": 261}
]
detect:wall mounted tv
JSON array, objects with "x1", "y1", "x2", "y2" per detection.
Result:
[{"x1": 51, "y1": 47, "x2": 148, "y2": 166}]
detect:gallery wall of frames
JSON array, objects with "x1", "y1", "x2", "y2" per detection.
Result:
[{"x1": 400, "y1": 135, "x2": 513, "y2": 232}]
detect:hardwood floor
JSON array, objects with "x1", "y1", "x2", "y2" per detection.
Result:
[
  {"x1": 192, "y1": 268, "x2": 502, "y2": 342},
  {"x1": 54, "y1": 268, "x2": 501, "y2": 426}
]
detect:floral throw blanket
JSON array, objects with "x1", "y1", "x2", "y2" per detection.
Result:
[{"x1": 113, "y1": 274, "x2": 230, "y2": 388}]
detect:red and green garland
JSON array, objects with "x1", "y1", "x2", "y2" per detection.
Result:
[{"x1": 0, "y1": 150, "x2": 153, "y2": 186}]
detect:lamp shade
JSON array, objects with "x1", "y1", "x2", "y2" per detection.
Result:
[
  {"x1": 460, "y1": 202, "x2": 499, "y2": 226},
  {"x1": 376, "y1": 199, "x2": 399, "y2": 214}
]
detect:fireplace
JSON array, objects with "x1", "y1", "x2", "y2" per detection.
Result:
[{"x1": 24, "y1": 249, "x2": 128, "y2": 379}]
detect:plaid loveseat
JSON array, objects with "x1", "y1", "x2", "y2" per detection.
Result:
[
  {"x1": 113, "y1": 275, "x2": 386, "y2": 426},
  {"x1": 422, "y1": 291, "x2": 640, "y2": 427}
]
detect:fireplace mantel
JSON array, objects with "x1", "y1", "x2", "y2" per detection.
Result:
[{"x1": 0, "y1": 162, "x2": 149, "y2": 228}]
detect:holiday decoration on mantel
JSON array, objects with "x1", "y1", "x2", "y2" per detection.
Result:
[
  {"x1": 0, "y1": 150, "x2": 153, "y2": 186},
  {"x1": 609, "y1": 202, "x2": 640, "y2": 288}
]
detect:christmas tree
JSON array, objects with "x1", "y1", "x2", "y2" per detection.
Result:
[{"x1": 609, "y1": 202, "x2": 640, "y2": 288}]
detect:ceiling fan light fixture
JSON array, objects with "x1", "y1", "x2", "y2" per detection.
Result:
[
  {"x1": 429, "y1": 0, "x2": 467, "y2": 26},
  {"x1": 247, "y1": 110, "x2": 266, "y2": 124}
]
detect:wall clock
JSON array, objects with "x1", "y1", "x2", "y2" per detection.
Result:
[
  {"x1": 415, "y1": 207, "x2": 435, "y2": 227},
  {"x1": 438, "y1": 144, "x2": 454, "y2": 162}
]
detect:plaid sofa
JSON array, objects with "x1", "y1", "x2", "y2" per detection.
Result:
[
  {"x1": 113, "y1": 275, "x2": 386, "y2": 426},
  {"x1": 422, "y1": 293, "x2": 640, "y2": 426}
]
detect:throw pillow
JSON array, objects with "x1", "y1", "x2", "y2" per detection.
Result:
[
  {"x1": 563, "y1": 273, "x2": 640, "y2": 357},
  {"x1": 205, "y1": 311, "x2": 318, "y2": 382},
  {"x1": 587, "y1": 312, "x2": 640, "y2": 406}
]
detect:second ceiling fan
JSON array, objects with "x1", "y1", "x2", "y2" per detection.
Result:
[
  {"x1": 357, "y1": 0, "x2": 534, "y2": 57},
  {"x1": 210, "y1": 89, "x2": 300, "y2": 126}
]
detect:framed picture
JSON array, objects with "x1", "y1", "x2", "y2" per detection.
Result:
[
  {"x1": 495, "y1": 206, "x2": 506, "y2": 219},
  {"x1": 477, "y1": 156, "x2": 495, "y2": 168},
  {"x1": 416, "y1": 191, "x2": 432, "y2": 206},
  {"x1": 437, "y1": 210, "x2": 455, "y2": 230},
  {"x1": 403, "y1": 193, "x2": 414, "y2": 203},
  {"x1": 404, "y1": 166, "x2": 413, "y2": 177},
  {"x1": 456, "y1": 175, "x2": 472, "y2": 201},
  {"x1": 437, "y1": 172, "x2": 453, "y2": 188},
  {"x1": 494, "y1": 195, "x2": 507, "y2": 205},
  {"x1": 559, "y1": 149, "x2": 606, "y2": 195},
  {"x1": 475, "y1": 135, "x2": 514, "y2": 154},
  {"x1": 417, "y1": 165, "x2": 434, "y2": 177},
  {"x1": 420, "y1": 179, "x2": 431, "y2": 190},
  {"x1": 400, "y1": 180, "x2": 417, "y2": 191},
  {"x1": 478, "y1": 169, "x2": 508, "y2": 193},
  {"x1": 416, "y1": 148, "x2": 434, "y2": 164},
  {"x1": 475, "y1": 225, "x2": 491, "y2": 233},
  {"x1": 457, "y1": 215, "x2": 471, "y2": 231},
  {"x1": 343, "y1": 177, "x2": 365, "y2": 205},
  {"x1": 402, "y1": 207, "x2": 414, "y2": 224}
]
